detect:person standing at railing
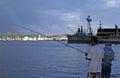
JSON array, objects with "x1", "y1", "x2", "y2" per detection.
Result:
[
  {"x1": 85, "y1": 36, "x2": 104, "y2": 78},
  {"x1": 102, "y1": 43, "x2": 114, "y2": 78}
]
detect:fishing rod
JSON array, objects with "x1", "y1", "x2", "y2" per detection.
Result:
[
  {"x1": 21, "y1": 26, "x2": 114, "y2": 70},
  {"x1": 20, "y1": 26, "x2": 86, "y2": 54}
]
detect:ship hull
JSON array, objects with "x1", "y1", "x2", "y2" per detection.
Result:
[
  {"x1": 67, "y1": 35, "x2": 91, "y2": 44},
  {"x1": 67, "y1": 35, "x2": 120, "y2": 44}
]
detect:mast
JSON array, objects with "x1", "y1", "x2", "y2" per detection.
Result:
[
  {"x1": 115, "y1": 24, "x2": 118, "y2": 36},
  {"x1": 99, "y1": 20, "x2": 102, "y2": 29},
  {"x1": 86, "y1": 15, "x2": 92, "y2": 35}
]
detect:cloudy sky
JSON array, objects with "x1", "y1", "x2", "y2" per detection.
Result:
[{"x1": 0, "y1": 0, "x2": 120, "y2": 35}]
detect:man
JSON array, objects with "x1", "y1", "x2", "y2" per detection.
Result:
[
  {"x1": 102, "y1": 43, "x2": 114, "y2": 78},
  {"x1": 86, "y1": 36, "x2": 104, "y2": 78}
]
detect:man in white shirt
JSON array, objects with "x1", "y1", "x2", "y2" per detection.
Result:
[{"x1": 86, "y1": 36, "x2": 104, "y2": 78}]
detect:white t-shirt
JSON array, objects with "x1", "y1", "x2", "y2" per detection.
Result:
[{"x1": 87, "y1": 44, "x2": 104, "y2": 72}]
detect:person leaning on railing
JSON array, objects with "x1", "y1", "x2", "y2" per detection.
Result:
[{"x1": 102, "y1": 43, "x2": 115, "y2": 78}]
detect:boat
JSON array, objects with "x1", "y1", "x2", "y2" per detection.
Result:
[{"x1": 67, "y1": 16, "x2": 120, "y2": 44}]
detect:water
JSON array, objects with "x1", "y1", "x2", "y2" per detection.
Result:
[{"x1": 0, "y1": 41, "x2": 120, "y2": 78}]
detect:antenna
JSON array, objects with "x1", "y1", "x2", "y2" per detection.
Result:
[
  {"x1": 86, "y1": 15, "x2": 92, "y2": 35},
  {"x1": 99, "y1": 20, "x2": 102, "y2": 29}
]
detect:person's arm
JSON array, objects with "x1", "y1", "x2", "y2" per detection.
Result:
[
  {"x1": 111, "y1": 50, "x2": 115, "y2": 60},
  {"x1": 86, "y1": 57, "x2": 91, "y2": 60},
  {"x1": 86, "y1": 47, "x2": 93, "y2": 60}
]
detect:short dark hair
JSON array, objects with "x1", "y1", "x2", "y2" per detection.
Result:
[{"x1": 90, "y1": 36, "x2": 98, "y2": 44}]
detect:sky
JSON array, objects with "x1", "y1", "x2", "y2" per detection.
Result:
[{"x1": 0, "y1": 0, "x2": 120, "y2": 35}]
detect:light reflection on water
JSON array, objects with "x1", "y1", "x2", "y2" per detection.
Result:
[{"x1": 0, "y1": 41, "x2": 120, "y2": 78}]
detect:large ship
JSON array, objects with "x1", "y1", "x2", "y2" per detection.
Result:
[{"x1": 67, "y1": 16, "x2": 120, "y2": 44}]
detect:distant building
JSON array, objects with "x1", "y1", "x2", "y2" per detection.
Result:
[
  {"x1": 0, "y1": 33, "x2": 67, "y2": 41},
  {"x1": 97, "y1": 25, "x2": 120, "y2": 36}
]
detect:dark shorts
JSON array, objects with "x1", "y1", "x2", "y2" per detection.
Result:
[{"x1": 102, "y1": 63, "x2": 111, "y2": 78}]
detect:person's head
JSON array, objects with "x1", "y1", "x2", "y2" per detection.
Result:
[
  {"x1": 105, "y1": 42, "x2": 112, "y2": 47},
  {"x1": 90, "y1": 36, "x2": 98, "y2": 45}
]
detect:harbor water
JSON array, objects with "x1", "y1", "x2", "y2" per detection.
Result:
[{"x1": 0, "y1": 41, "x2": 120, "y2": 78}]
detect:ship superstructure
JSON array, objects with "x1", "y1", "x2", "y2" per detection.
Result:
[{"x1": 67, "y1": 16, "x2": 120, "y2": 44}]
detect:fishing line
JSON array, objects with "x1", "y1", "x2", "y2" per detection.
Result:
[
  {"x1": 20, "y1": 26, "x2": 115, "y2": 67},
  {"x1": 20, "y1": 26, "x2": 86, "y2": 54},
  {"x1": 20, "y1": 26, "x2": 120, "y2": 78}
]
